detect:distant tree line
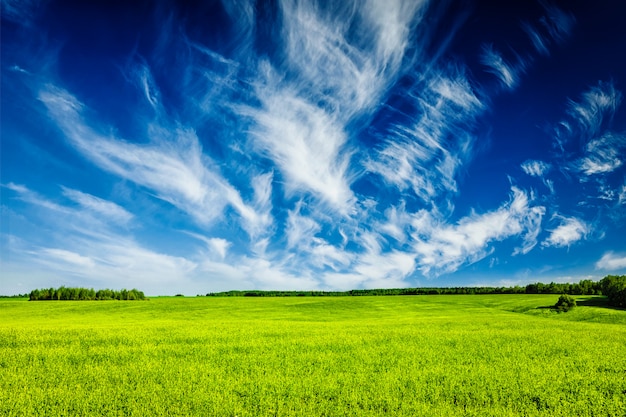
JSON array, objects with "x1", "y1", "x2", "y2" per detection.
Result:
[
  {"x1": 206, "y1": 287, "x2": 528, "y2": 297},
  {"x1": 0, "y1": 293, "x2": 29, "y2": 298},
  {"x1": 205, "y1": 275, "x2": 626, "y2": 307},
  {"x1": 29, "y1": 287, "x2": 146, "y2": 301}
]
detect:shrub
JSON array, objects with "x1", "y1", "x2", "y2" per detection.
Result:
[{"x1": 554, "y1": 294, "x2": 576, "y2": 312}]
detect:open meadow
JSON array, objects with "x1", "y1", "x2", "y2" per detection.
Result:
[{"x1": 1, "y1": 295, "x2": 625, "y2": 416}]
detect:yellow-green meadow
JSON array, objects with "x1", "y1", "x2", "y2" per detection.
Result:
[{"x1": 1, "y1": 295, "x2": 625, "y2": 416}]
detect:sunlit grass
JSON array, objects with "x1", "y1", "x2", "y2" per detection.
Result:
[{"x1": 1, "y1": 295, "x2": 625, "y2": 416}]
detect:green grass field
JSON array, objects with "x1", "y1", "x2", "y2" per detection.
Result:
[{"x1": 1, "y1": 295, "x2": 625, "y2": 416}]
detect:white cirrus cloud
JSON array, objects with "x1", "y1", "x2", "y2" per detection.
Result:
[
  {"x1": 520, "y1": 4, "x2": 575, "y2": 67},
  {"x1": 0, "y1": 0, "x2": 42, "y2": 26},
  {"x1": 577, "y1": 133, "x2": 624, "y2": 175},
  {"x1": 285, "y1": 202, "x2": 321, "y2": 249},
  {"x1": 38, "y1": 84, "x2": 270, "y2": 237},
  {"x1": 567, "y1": 81, "x2": 622, "y2": 138},
  {"x1": 3, "y1": 182, "x2": 218, "y2": 294},
  {"x1": 549, "y1": 81, "x2": 624, "y2": 203},
  {"x1": 319, "y1": 229, "x2": 416, "y2": 290},
  {"x1": 246, "y1": 77, "x2": 356, "y2": 211},
  {"x1": 39, "y1": 248, "x2": 96, "y2": 269},
  {"x1": 367, "y1": 69, "x2": 482, "y2": 203},
  {"x1": 353, "y1": 249, "x2": 416, "y2": 288},
  {"x1": 61, "y1": 187, "x2": 133, "y2": 225},
  {"x1": 308, "y1": 238, "x2": 353, "y2": 271},
  {"x1": 595, "y1": 252, "x2": 626, "y2": 271},
  {"x1": 521, "y1": 22, "x2": 549, "y2": 56},
  {"x1": 521, "y1": 160, "x2": 551, "y2": 177},
  {"x1": 278, "y1": 0, "x2": 426, "y2": 118},
  {"x1": 542, "y1": 214, "x2": 589, "y2": 248},
  {"x1": 539, "y1": 2, "x2": 576, "y2": 45},
  {"x1": 207, "y1": 238, "x2": 231, "y2": 260},
  {"x1": 378, "y1": 204, "x2": 412, "y2": 243},
  {"x1": 480, "y1": 44, "x2": 521, "y2": 90},
  {"x1": 409, "y1": 187, "x2": 545, "y2": 276},
  {"x1": 619, "y1": 185, "x2": 626, "y2": 205},
  {"x1": 242, "y1": 0, "x2": 428, "y2": 212},
  {"x1": 184, "y1": 232, "x2": 232, "y2": 261}
]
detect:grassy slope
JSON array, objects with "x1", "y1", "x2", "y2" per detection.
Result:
[{"x1": 1, "y1": 295, "x2": 624, "y2": 416}]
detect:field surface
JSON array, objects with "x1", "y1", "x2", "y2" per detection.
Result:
[{"x1": 1, "y1": 295, "x2": 625, "y2": 416}]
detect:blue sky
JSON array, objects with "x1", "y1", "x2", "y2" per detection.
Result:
[{"x1": 1, "y1": 0, "x2": 625, "y2": 295}]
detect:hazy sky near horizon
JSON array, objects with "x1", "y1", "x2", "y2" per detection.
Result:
[{"x1": 1, "y1": 0, "x2": 625, "y2": 295}]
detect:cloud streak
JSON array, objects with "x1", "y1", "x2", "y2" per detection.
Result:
[
  {"x1": 38, "y1": 85, "x2": 271, "y2": 237},
  {"x1": 240, "y1": 0, "x2": 430, "y2": 212},
  {"x1": 246, "y1": 78, "x2": 355, "y2": 211},
  {"x1": 548, "y1": 81, "x2": 625, "y2": 210},
  {"x1": 367, "y1": 68, "x2": 483, "y2": 204},
  {"x1": 409, "y1": 187, "x2": 545, "y2": 276},
  {"x1": 61, "y1": 187, "x2": 133, "y2": 226},
  {"x1": 480, "y1": 44, "x2": 521, "y2": 90},
  {"x1": 595, "y1": 252, "x2": 626, "y2": 271},
  {"x1": 521, "y1": 160, "x2": 551, "y2": 177},
  {"x1": 521, "y1": 22, "x2": 550, "y2": 56},
  {"x1": 567, "y1": 81, "x2": 622, "y2": 139},
  {"x1": 539, "y1": 2, "x2": 576, "y2": 45},
  {"x1": 578, "y1": 133, "x2": 625, "y2": 175},
  {"x1": 542, "y1": 215, "x2": 588, "y2": 248}
]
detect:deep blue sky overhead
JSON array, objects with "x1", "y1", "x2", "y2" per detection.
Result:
[{"x1": 1, "y1": 0, "x2": 625, "y2": 295}]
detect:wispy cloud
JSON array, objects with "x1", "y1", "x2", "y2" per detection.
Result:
[
  {"x1": 521, "y1": 160, "x2": 551, "y2": 177},
  {"x1": 577, "y1": 133, "x2": 624, "y2": 175},
  {"x1": 352, "y1": 248, "x2": 416, "y2": 288},
  {"x1": 521, "y1": 160, "x2": 554, "y2": 192},
  {"x1": 283, "y1": 201, "x2": 353, "y2": 272},
  {"x1": 3, "y1": 183, "x2": 199, "y2": 293},
  {"x1": 547, "y1": 81, "x2": 625, "y2": 208},
  {"x1": 5, "y1": 182, "x2": 79, "y2": 219},
  {"x1": 208, "y1": 238, "x2": 231, "y2": 260},
  {"x1": 5, "y1": 180, "x2": 329, "y2": 294},
  {"x1": 246, "y1": 79, "x2": 355, "y2": 211},
  {"x1": 480, "y1": 44, "x2": 522, "y2": 90},
  {"x1": 319, "y1": 229, "x2": 416, "y2": 290},
  {"x1": 131, "y1": 61, "x2": 161, "y2": 112},
  {"x1": 520, "y1": 3, "x2": 575, "y2": 58},
  {"x1": 183, "y1": 232, "x2": 231, "y2": 260},
  {"x1": 278, "y1": 0, "x2": 426, "y2": 117},
  {"x1": 48, "y1": 239, "x2": 198, "y2": 290},
  {"x1": 61, "y1": 187, "x2": 133, "y2": 226},
  {"x1": 4, "y1": 183, "x2": 127, "y2": 246},
  {"x1": 37, "y1": 84, "x2": 270, "y2": 236},
  {"x1": 539, "y1": 2, "x2": 576, "y2": 45},
  {"x1": 521, "y1": 22, "x2": 550, "y2": 56},
  {"x1": 595, "y1": 251, "x2": 626, "y2": 271},
  {"x1": 409, "y1": 187, "x2": 545, "y2": 276},
  {"x1": 542, "y1": 214, "x2": 588, "y2": 248},
  {"x1": 619, "y1": 185, "x2": 626, "y2": 205},
  {"x1": 241, "y1": 0, "x2": 428, "y2": 212},
  {"x1": 39, "y1": 248, "x2": 96, "y2": 268},
  {"x1": 1, "y1": 0, "x2": 44, "y2": 26},
  {"x1": 566, "y1": 81, "x2": 622, "y2": 139},
  {"x1": 367, "y1": 69, "x2": 482, "y2": 203},
  {"x1": 285, "y1": 202, "x2": 321, "y2": 249},
  {"x1": 378, "y1": 204, "x2": 411, "y2": 243}
]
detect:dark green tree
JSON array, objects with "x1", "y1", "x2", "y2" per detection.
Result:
[
  {"x1": 600, "y1": 275, "x2": 626, "y2": 307},
  {"x1": 554, "y1": 294, "x2": 576, "y2": 312}
]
